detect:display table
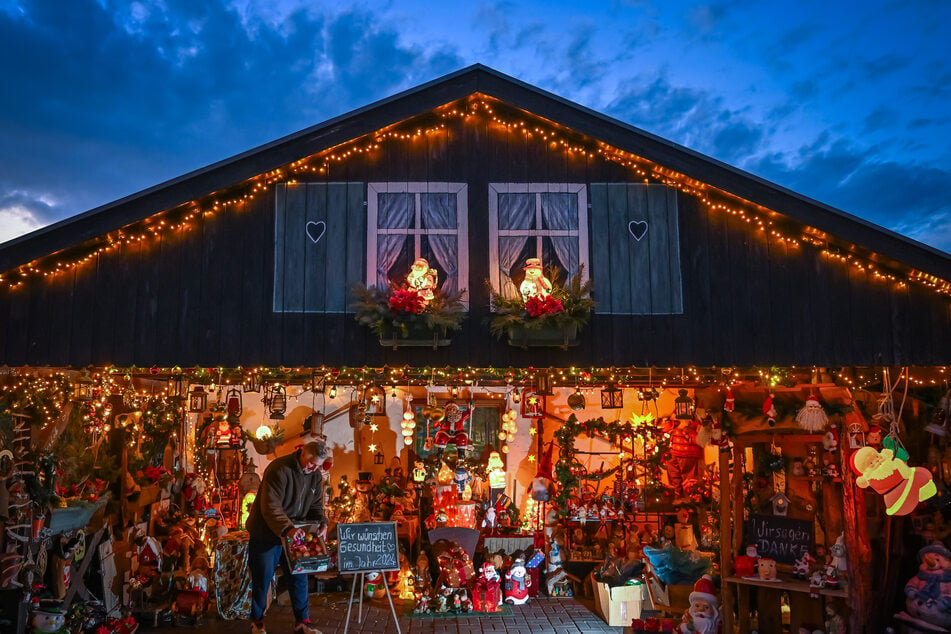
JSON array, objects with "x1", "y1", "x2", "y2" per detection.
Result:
[{"x1": 483, "y1": 535, "x2": 534, "y2": 553}]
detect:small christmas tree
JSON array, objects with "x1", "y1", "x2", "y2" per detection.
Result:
[{"x1": 329, "y1": 475, "x2": 355, "y2": 523}]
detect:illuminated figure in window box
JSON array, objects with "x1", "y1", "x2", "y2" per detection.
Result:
[
  {"x1": 406, "y1": 257, "x2": 438, "y2": 306},
  {"x1": 519, "y1": 258, "x2": 552, "y2": 301},
  {"x1": 433, "y1": 401, "x2": 470, "y2": 459}
]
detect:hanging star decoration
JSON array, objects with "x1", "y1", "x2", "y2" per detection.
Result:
[
  {"x1": 368, "y1": 443, "x2": 377, "y2": 453},
  {"x1": 528, "y1": 455, "x2": 536, "y2": 463},
  {"x1": 369, "y1": 423, "x2": 379, "y2": 432},
  {"x1": 529, "y1": 426, "x2": 537, "y2": 436}
]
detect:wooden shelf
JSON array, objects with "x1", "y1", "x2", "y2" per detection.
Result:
[{"x1": 724, "y1": 575, "x2": 847, "y2": 598}]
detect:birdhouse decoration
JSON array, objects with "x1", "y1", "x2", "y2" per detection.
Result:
[{"x1": 770, "y1": 492, "x2": 791, "y2": 516}]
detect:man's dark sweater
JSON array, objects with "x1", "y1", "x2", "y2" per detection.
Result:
[{"x1": 246, "y1": 449, "x2": 325, "y2": 545}]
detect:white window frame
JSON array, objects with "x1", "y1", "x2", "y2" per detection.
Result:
[
  {"x1": 366, "y1": 182, "x2": 469, "y2": 305},
  {"x1": 488, "y1": 183, "x2": 589, "y2": 296}
]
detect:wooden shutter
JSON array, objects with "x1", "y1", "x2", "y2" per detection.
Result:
[
  {"x1": 589, "y1": 183, "x2": 683, "y2": 314},
  {"x1": 272, "y1": 182, "x2": 366, "y2": 313}
]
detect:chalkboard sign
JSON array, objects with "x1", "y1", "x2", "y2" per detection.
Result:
[
  {"x1": 337, "y1": 522, "x2": 400, "y2": 572},
  {"x1": 746, "y1": 514, "x2": 813, "y2": 565}
]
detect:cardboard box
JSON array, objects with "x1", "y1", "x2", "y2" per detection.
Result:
[{"x1": 594, "y1": 580, "x2": 644, "y2": 627}]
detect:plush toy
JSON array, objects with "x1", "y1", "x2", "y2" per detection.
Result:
[
  {"x1": 519, "y1": 258, "x2": 552, "y2": 301},
  {"x1": 406, "y1": 257, "x2": 438, "y2": 305},
  {"x1": 851, "y1": 445, "x2": 937, "y2": 516},
  {"x1": 472, "y1": 562, "x2": 502, "y2": 612},
  {"x1": 529, "y1": 442, "x2": 555, "y2": 502},
  {"x1": 678, "y1": 574, "x2": 721, "y2": 634},
  {"x1": 182, "y1": 473, "x2": 207, "y2": 515},
  {"x1": 504, "y1": 557, "x2": 531, "y2": 605},
  {"x1": 433, "y1": 401, "x2": 470, "y2": 459},
  {"x1": 903, "y1": 542, "x2": 951, "y2": 629}
]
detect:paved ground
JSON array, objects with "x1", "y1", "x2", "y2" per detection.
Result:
[{"x1": 147, "y1": 594, "x2": 627, "y2": 634}]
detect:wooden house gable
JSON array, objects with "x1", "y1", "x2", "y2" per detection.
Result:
[{"x1": 2, "y1": 65, "x2": 951, "y2": 367}]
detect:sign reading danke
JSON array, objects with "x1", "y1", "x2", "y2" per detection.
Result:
[
  {"x1": 337, "y1": 522, "x2": 400, "y2": 573},
  {"x1": 746, "y1": 514, "x2": 813, "y2": 565}
]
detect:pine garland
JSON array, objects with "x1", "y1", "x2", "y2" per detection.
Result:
[{"x1": 351, "y1": 284, "x2": 466, "y2": 338}]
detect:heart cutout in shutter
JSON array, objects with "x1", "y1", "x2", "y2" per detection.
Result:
[
  {"x1": 305, "y1": 220, "x2": 326, "y2": 244},
  {"x1": 628, "y1": 220, "x2": 648, "y2": 241}
]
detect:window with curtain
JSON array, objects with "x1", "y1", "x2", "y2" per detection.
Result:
[
  {"x1": 488, "y1": 183, "x2": 589, "y2": 298},
  {"x1": 366, "y1": 183, "x2": 469, "y2": 303}
]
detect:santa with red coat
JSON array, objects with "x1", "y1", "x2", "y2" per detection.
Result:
[{"x1": 679, "y1": 574, "x2": 721, "y2": 633}]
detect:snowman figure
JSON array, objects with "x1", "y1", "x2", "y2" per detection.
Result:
[{"x1": 505, "y1": 557, "x2": 532, "y2": 605}]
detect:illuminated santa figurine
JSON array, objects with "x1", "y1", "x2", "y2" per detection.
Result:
[
  {"x1": 851, "y1": 445, "x2": 937, "y2": 516},
  {"x1": 504, "y1": 557, "x2": 532, "y2": 605},
  {"x1": 433, "y1": 400, "x2": 471, "y2": 460},
  {"x1": 679, "y1": 574, "x2": 721, "y2": 634},
  {"x1": 519, "y1": 258, "x2": 552, "y2": 301},
  {"x1": 407, "y1": 258, "x2": 438, "y2": 305}
]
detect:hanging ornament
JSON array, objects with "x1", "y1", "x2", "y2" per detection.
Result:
[
  {"x1": 795, "y1": 391, "x2": 828, "y2": 432},
  {"x1": 724, "y1": 387, "x2": 735, "y2": 413},
  {"x1": 851, "y1": 444, "x2": 937, "y2": 516},
  {"x1": 762, "y1": 393, "x2": 777, "y2": 427}
]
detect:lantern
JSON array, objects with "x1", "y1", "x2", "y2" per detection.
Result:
[
  {"x1": 72, "y1": 370, "x2": 95, "y2": 403},
  {"x1": 268, "y1": 385, "x2": 287, "y2": 420},
  {"x1": 328, "y1": 384, "x2": 337, "y2": 399},
  {"x1": 188, "y1": 386, "x2": 207, "y2": 413},
  {"x1": 536, "y1": 372, "x2": 553, "y2": 396},
  {"x1": 242, "y1": 372, "x2": 260, "y2": 393},
  {"x1": 600, "y1": 384, "x2": 623, "y2": 409},
  {"x1": 167, "y1": 372, "x2": 186, "y2": 401},
  {"x1": 674, "y1": 389, "x2": 694, "y2": 420},
  {"x1": 374, "y1": 451, "x2": 385, "y2": 465},
  {"x1": 225, "y1": 387, "x2": 243, "y2": 419}
]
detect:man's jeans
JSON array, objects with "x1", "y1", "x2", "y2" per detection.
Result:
[{"x1": 248, "y1": 538, "x2": 309, "y2": 623}]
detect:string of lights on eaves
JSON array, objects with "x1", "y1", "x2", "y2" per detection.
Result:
[{"x1": 1, "y1": 94, "x2": 948, "y2": 297}]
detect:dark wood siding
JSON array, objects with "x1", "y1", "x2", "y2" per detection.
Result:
[{"x1": 2, "y1": 113, "x2": 951, "y2": 368}]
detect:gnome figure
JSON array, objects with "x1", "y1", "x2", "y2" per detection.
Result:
[
  {"x1": 519, "y1": 258, "x2": 552, "y2": 301},
  {"x1": 529, "y1": 442, "x2": 555, "y2": 502},
  {"x1": 679, "y1": 574, "x2": 721, "y2": 634}
]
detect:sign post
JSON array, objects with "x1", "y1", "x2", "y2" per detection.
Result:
[{"x1": 337, "y1": 522, "x2": 401, "y2": 634}]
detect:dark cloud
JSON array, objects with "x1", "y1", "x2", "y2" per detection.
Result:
[
  {"x1": 862, "y1": 54, "x2": 911, "y2": 79},
  {"x1": 862, "y1": 106, "x2": 900, "y2": 135},
  {"x1": 0, "y1": 0, "x2": 462, "y2": 222}
]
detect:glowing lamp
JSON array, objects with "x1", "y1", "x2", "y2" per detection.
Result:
[
  {"x1": 242, "y1": 372, "x2": 260, "y2": 393},
  {"x1": 188, "y1": 386, "x2": 208, "y2": 413},
  {"x1": 404, "y1": 436, "x2": 413, "y2": 446},
  {"x1": 72, "y1": 370, "x2": 95, "y2": 403},
  {"x1": 255, "y1": 424, "x2": 273, "y2": 440}
]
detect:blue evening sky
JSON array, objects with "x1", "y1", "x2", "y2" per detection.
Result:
[{"x1": 1, "y1": 1, "x2": 949, "y2": 253}]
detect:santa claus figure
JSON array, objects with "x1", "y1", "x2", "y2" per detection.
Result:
[
  {"x1": 406, "y1": 257, "x2": 438, "y2": 305},
  {"x1": 667, "y1": 417, "x2": 704, "y2": 499},
  {"x1": 519, "y1": 258, "x2": 552, "y2": 301},
  {"x1": 504, "y1": 557, "x2": 531, "y2": 605},
  {"x1": 679, "y1": 574, "x2": 721, "y2": 634},
  {"x1": 433, "y1": 401, "x2": 470, "y2": 459},
  {"x1": 472, "y1": 562, "x2": 502, "y2": 612},
  {"x1": 851, "y1": 445, "x2": 937, "y2": 516},
  {"x1": 529, "y1": 442, "x2": 555, "y2": 502}
]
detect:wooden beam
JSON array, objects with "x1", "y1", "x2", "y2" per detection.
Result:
[
  {"x1": 719, "y1": 448, "x2": 735, "y2": 634},
  {"x1": 840, "y1": 420, "x2": 871, "y2": 633}
]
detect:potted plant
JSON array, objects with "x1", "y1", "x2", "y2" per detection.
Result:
[
  {"x1": 351, "y1": 258, "x2": 466, "y2": 349},
  {"x1": 487, "y1": 263, "x2": 593, "y2": 349}
]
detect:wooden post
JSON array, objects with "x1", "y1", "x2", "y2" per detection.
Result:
[
  {"x1": 840, "y1": 421, "x2": 871, "y2": 633},
  {"x1": 719, "y1": 447, "x2": 735, "y2": 634}
]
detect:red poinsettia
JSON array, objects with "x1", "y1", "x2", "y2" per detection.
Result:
[
  {"x1": 525, "y1": 295, "x2": 564, "y2": 317},
  {"x1": 140, "y1": 466, "x2": 170, "y2": 483},
  {"x1": 388, "y1": 288, "x2": 426, "y2": 314}
]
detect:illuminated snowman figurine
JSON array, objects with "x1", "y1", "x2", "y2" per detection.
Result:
[{"x1": 519, "y1": 258, "x2": 552, "y2": 302}]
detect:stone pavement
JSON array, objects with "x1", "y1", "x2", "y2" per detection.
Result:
[{"x1": 147, "y1": 594, "x2": 626, "y2": 634}]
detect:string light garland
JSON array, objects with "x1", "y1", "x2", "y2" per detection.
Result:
[{"x1": 0, "y1": 94, "x2": 947, "y2": 298}]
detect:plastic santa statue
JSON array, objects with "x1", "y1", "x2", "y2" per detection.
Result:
[
  {"x1": 433, "y1": 400, "x2": 470, "y2": 460},
  {"x1": 472, "y1": 562, "x2": 502, "y2": 612},
  {"x1": 851, "y1": 445, "x2": 937, "y2": 516},
  {"x1": 529, "y1": 442, "x2": 555, "y2": 502},
  {"x1": 667, "y1": 416, "x2": 705, "y2": 499},
  {"x1": 406, "y1": 257, "x2": 438, "y2": 305},
  {"x1": 504, "y1": 557, "x2": 531, "y2": 605},
  {"x1": 679, "y1": 574, "x2": 721, "y2": 634},
  {"x1": 519, "y1": 258, "x2": 552, "y2": 301}
]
